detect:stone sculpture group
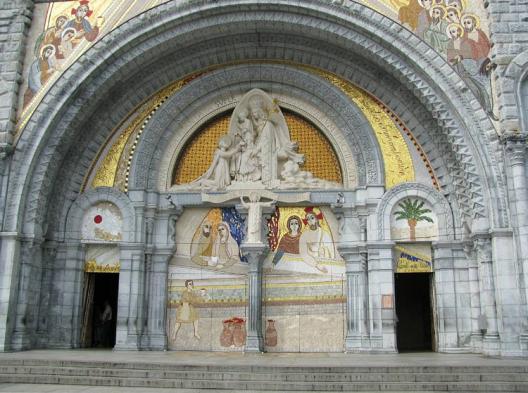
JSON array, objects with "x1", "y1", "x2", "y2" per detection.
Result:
[{"x1": 175, "y1": 89, "x2": 340, "y2": 191}]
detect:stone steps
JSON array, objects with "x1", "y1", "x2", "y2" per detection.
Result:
[{"x1": 0, "y1": 359, "x2": 526, "y2": 391}]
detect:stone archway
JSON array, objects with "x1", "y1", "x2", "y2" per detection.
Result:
[{"x1": 0, "y1": 0, "x2": 511, "y2": 352}]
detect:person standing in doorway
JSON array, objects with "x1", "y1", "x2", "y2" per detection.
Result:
[{"x1": 100, "y1": 300, "x2": 112, "y2": 347}]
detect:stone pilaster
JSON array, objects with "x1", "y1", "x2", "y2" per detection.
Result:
[
  {"x1": 339, "y1": 245, "x2": 370, "y2": 352},
  {"x1": 501, "y1": 133, "x2": 528, "y2": 353},
  {"x1": 145, "y1": 248, "x2": 171, "y2": 350},
  {"x1": 36, "y1": 241, "x2": 57, "y2": 348},
  {"x1": 10, "y1": 237, "x2": 42, "y2": 351},
  {"x1": 432, "y1": 242, "x2": 471, "y2": 353},
  {"x1": 473, "y1": 235, "x2": 500, "y2": 356},
  {"x1": 114, "y1": 243, "x2": 145, "y2": 351},
  {"x1": 240, "y1": 243, "x2": 268, "y2": 353},
  {"x1": 463, "y1": 242, "x2": 483, "y2": 351},
  {"x1": 490, "y1": 229, "x2": 524, "y2": 356},
  {"x1": 0, "y1": 232, "x2": 20, "y2": 351},
  {"x1": 366, "y1": 241, "x2": 396, "y2": 353},
  {"x1": 47, "y1": 242, "x2": 85, "y2": 349}
]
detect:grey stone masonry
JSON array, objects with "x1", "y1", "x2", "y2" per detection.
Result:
[
  {"x1": 487, "y1": 0, "x2": 528, "y2": 134},
  {"x1": 0, "y1": 0, "x2": 33, "y2": 146}
]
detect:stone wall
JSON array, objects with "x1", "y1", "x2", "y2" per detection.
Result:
[{"x1": 0, "y1": 0, "x2": 32, "y2": 148}]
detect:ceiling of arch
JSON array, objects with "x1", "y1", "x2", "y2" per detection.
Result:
[{"x1": 18, "y1": 0, "x2": 494, "y2": 133}]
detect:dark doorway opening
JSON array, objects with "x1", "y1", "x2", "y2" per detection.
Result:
[
  {"x1": 395, "y1": 273, "x2": 433, "y2": 351},
  {"x1": 81, "y1": 273, "x2": 119, "y2": 348}
]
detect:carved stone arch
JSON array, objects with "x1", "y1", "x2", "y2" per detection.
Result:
[
  {"x1": 502, "y1": 50, "x2": 528, "y2": 134},
  {"x1": 376, "y1": 183, "x2": 455, "y2": 242},
  {"x1": 129, "y1": 64, "x2": 383, "y2": 191},
  {"x1": 5, "y1": 0, "x2": 506, "y2": 242},
  {"x1": 65, "y1": 187, "x2": 136, "y2": 243}
]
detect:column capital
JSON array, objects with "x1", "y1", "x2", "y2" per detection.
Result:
[
  {"x1": 472, "y1": 237, "x2": 492, "y2": 264},
  {"x1": 165, "y1": 195, "x2": 184, "y2": 217},
  {"x1": 240, "y1": 243, "x2": 269, "y2": 271},
  {"x1": 501, "y1": 131, "x2": 527, "y2": 166}
]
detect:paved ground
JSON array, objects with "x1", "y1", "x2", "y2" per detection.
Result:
[{"x1": 0, "y1": 350, "x2": 526, "y2": 392}]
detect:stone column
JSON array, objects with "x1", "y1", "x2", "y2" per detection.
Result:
[
  {"x1": 473, "y1": 236, "x2": 500, "y2": 355},
  {"x1": 36, "y1": 241, "x2": 57, "y2": 347},
  {"x1": 490, "y1": 229, "x2": 523, "y2": 356},
  {"x1": 463, "y1": 242, "x2": 483, "y2": 351},
  {"x1": 339, "y1": 245, "x2": 369, "y2": 352},
  {"x1": 432, "y1": 242, "x2": 462, "y2": 352},
  {"x1": 145, "y1": 248, "x2": 171, "y2": 350},
  {"x1": 47, "y1": 241, "x2": 85, "y2": 349},
  {"x1": 501, "y1": 133, "x2": 528, "y2": 352},
  {"x1": 240, "y1": 243, "x2": 268, "y2": 353},
  {"x1": 114, "y1": 243, "x2": 145, "y2": 350},
  {"x1": 332, "y1": 204, "x2": 369, "y2": 351},
  {"x1": 366, "y1": 241, "x2": 396, "y2": 353},
  {"x1": 11, "y1": 238, "x2": 43, "y2": 351}
]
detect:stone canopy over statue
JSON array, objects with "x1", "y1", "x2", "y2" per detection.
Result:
[{"x1": 173, "y1": 89, "x2": 340, "y2": 191}]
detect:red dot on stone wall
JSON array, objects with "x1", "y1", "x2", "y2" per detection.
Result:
[{"x1": 94, "y1": 215, "x2": 103, "y2": 224}]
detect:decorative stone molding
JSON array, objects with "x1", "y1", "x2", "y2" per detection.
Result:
[
  {"x1": 375, "y1": 182, "x2": 455, "y2": 242},
  {"x1": 501, "y1": 131, "x2": 527, "y2": 167}
]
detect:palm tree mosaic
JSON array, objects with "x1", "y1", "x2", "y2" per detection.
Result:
[{"x1": 393, "y1": 199, "x2": 434, "y2": 241}]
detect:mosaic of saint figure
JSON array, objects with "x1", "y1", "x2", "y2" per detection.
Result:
[
  {"x1": 171, "y1": 280, "x2": 207, "y2": 341},
  {"x1": 396, "y1": 0, "x2": 496, "y2": 118},
  {"x1": 267, "y1": 207, "x2": 344, "y2": 276},
  {"x1": 189, "y1": 208, "x2": 245, "y2": 270},
  {"x1": 23, "y1": 0, "x2": 103, "y2": 109}
]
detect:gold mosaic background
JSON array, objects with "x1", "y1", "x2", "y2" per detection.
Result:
[{"x1": 173, "y1": 111, "x2": 343, "y2": 185}]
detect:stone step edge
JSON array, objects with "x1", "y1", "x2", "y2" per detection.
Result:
[
  {"x1": 0, "y1": 360, "x2": 525, "y2": 374},
  {"x1": 0, "y1": 374, "x2": 526, "y2": 391},
  {"x1": 1, "y1": 366, "x2": 527, "y2": 383}
]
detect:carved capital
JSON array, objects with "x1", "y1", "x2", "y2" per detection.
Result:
[
  {"x1": 473, "y1": 237, "x2": 492, "y2": 264},
  {"x1": 0, "y1": 142, "x2": 13, "y2": 161},
  {"x1": 501, "y1": 131, "x2": 527, "y2": 166},
  {"x1": 166, "y1": 195, "x2": 184, "y2": 216},
  {"x1": 240, "y1": 243, "x2": 269, "y2": 271}
]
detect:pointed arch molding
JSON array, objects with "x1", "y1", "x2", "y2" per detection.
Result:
[
  {"x1": 6, "y1": 0, "x2": 506, "y2": 237},
  {"x1": 376, "y1": 183, "x2": 455, "y2": 242}
]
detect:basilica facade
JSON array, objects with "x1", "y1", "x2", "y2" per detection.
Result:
[{"x1": 0, "y1": 0, "x2": 527, "y2": 357}]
